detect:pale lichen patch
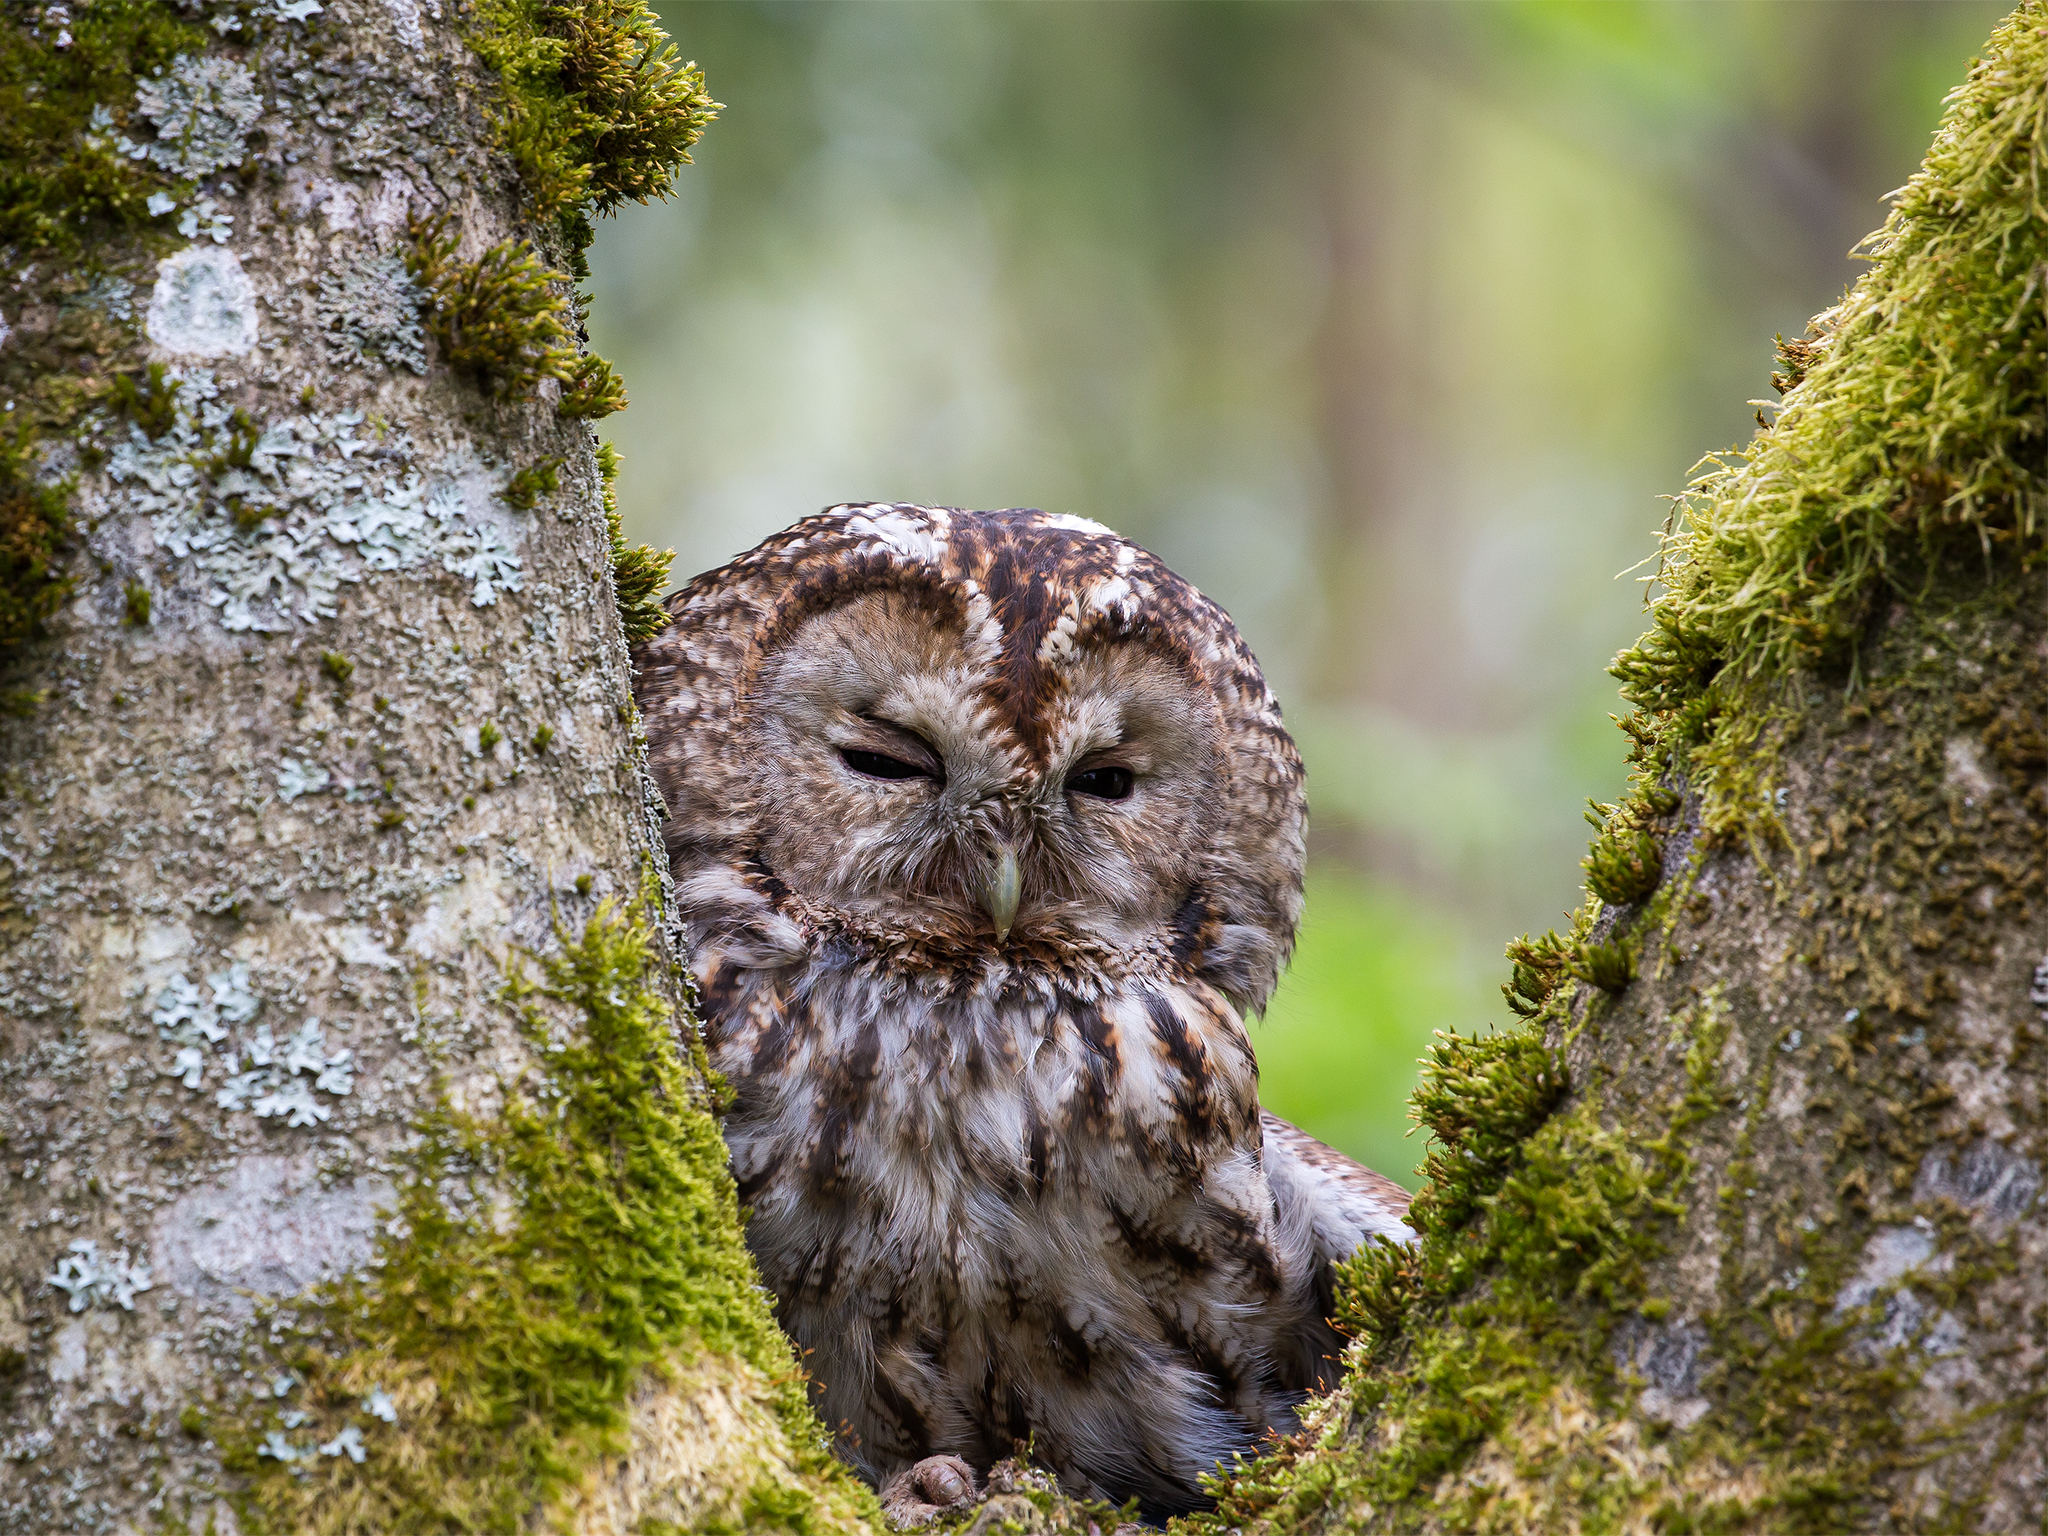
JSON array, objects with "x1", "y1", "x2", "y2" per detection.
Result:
[
  {"x1": 314, "y1": 247, "x2": 428, "y2": 374},
  {"x1": 146, "y1": 245, "x2": 261, "y2": 356},
  {"x1": 122, "y1": 55, "x2": 263, "y2": 179},
  {"x1": 44, "y1": 1240, "x2": 155, "y2": 1314},
  {"x1": 146, "y1": 1155, "x2": 392, "y2": 1325}
]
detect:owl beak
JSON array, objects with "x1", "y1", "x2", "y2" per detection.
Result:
[{"x1": 980, "y1": 844, "x2": 1022, "y2": 943}]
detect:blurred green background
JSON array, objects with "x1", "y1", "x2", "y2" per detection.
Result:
[{"x1": 591, "y1": 0, "x2": 2007, "y2": 1187}]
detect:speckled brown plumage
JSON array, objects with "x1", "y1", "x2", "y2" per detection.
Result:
[{"x1": 633, "y1": 505, "x2": 1412, "y2": 1521}]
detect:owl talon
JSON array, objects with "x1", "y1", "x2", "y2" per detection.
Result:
[{"x1": 880, "y1": 1454, "x2": 981, "y2": 1528}]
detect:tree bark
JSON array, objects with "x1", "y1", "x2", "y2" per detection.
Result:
[
  {"x1": 0, "y1": 2, "x2": 871, "y2": 1531},
  {"x1": 1194, "y1": 5, "x2": 2048, "y2": 1532}
]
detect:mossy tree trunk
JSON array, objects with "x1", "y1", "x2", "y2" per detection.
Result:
[
  {"x1": 0, "y1": 3, "x2": 873, "y2": 1531},
  {"x1": 1194, "y1": 6, "x2": 2048, "y2": 1532}
]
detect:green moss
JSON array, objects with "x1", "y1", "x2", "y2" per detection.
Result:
[
  {"x1": 0, "y1": 426, "x2": 73, "y2": 653},
  {"x1": 319, "y1": 650, "x2": 356, "y2": 687},
  {"x1": 477, "y1": 719, "x2": 503, "y2": 752},
  {"x1": 0, "y1": 1, "x2": 205, "y2": 260},
  {"x1": 1214, "y1": 970, "x2": 1893, "y2": 1531},
  {"x1": 1610, "y1": 5, "x2": 2048, "y2": 846},
  {"x1": 122, "y1": 579, "x2": 150, "y2": 627},
  {"x1": 408, "y1": 219, "x2": 580, "y2": 399},
  {"x1": 1575, "y1": 938, "x2": 1636, "y2": 994},
  {"x1": 1581, "y1": 796, "x2": 1664, "y2": 906},
  {"x1": 1499, "y1": 927, "x2": 1575, "y2": 1020},
  {"x1": 558, "y1": 351, "x2": 628, "y2": 419},
  {"x1": 599, "y1": 441, "x2": 674, "y2": 644},
  {"x1": 501, "y1": 456, "x2": 563, "y2": 511},
  {"x1": 740, "y1": 1477, "x2": 819, "y2": 1532},
  {"x1": 468, "y1": 0, "x2": 720, "y2": 226},
  {"x1": 404, "y1": 225, "x2": 640, "y2": 433},
  {"x1": 1214, "y1": 1068, "x2": 1677, "y2": 1531},
  {"x1": 102, "y1": 364, "x2": 184, "y2": 442},
  {"x1": 531, "y1": 723, "x2": 555, "y2": 753},
  {"x1": 218, "y1": 887, "x2": 871, "y2": 1534}
]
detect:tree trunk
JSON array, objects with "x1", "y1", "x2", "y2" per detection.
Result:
[
  {"x1": 1193, "y1": 5, "x2": 2048, "y2": 1532},
  {"x1": 0, "y1": 2, "x2": 872, "y2": 1531}
]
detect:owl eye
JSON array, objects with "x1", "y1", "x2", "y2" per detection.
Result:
[
  {"x1": 839, "y1": 748, "x2": 937, "y2": 783},
  {"x1": 1067, "y1": 765, "x2": 1134, "y2": 801}
]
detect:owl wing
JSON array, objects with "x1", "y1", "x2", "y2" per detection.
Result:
[
  {"x1": 1261, "y1": 1108, "x2": 1415, "y2": 1254},
  {"x1": 1261, "y1": 1108, "x2": 1415, "y2": 1392}
]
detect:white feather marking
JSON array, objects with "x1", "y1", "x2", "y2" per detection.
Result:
[
  {"x1": 1036, "y1": 600, "x2": 1083, "y2": 665},
  {"x1": 958, "y1": 585, "x2": 1005, "y2": 664},
  {"x1": 1084, "y1": 574, "x2": 1134, "y2": 619},
  {"x1": 845, "y1": 506, "x2": 947, "y2": 565}
]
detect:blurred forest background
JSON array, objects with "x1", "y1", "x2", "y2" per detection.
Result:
[{"x1": 591, "y1": 0, "x2": 2007, "y2": 1186}]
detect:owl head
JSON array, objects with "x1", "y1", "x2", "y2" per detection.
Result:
[{"x1": 634, "y1": 504, "x2": 1306, "y2": 1014}]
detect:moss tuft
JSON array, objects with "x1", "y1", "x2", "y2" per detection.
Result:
[
  {"x1": 558, "y1": 352, "x2": 628, "y2": 419},
  {"x1": 599, "y1": 441, "x2": 674, "y2": 643},
  {"x1": 1224, "y1": 1082, "x2": 1671, "y2": 1529},
  {"x1": 0, "y1": 427, "x2": 73, "y2": 652},
  {"x1": 469, "y1": 0, "x2": 720, "y2": 225},
  {"x1": 1581, "y1": 797, "x2": 1663, "y2": 906},
  {"x1": 1500, "y1": 928, "x2": 1574, "y2": 1019},
  {"x1": 219, "y1": 887, "x2": 869, "y2": 1533},
  {"x1": 122, "y1": 579, "x2": 150, "y2": 627},
  {"x1": 408, "y1": 219, "x2": 580, "y2": 399},
  {"x1": 406, "y1": 221, "x2": 641, "y2": 434},
  {"x1": 319, "y1": 650, "x2": 355, "y2": 687},
  {"x1": 101, "y1": 363, "x2": 184, "y2": 442},
  {"x1": 1325, "y1": 1014, "x2": 1577, "y2": 1380},
  {"x1": 1573, "y1": 938, "x2": 1635, "y2": 994},
  {"x1": 501, "y1": 456, "x2": 563, "y2": 511}
]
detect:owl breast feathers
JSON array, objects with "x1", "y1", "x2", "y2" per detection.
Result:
[{"x1": 633, "y1": 504, "x2": 1413, "y2": 1521}]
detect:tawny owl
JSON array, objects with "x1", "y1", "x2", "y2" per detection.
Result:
[{"x1": 633, "y1": 504, "x2": 1413, "y2": 1524}]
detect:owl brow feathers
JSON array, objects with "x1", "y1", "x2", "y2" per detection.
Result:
[{"x1": 742, "y1": 523, "x2": 1205, "y2": 767}]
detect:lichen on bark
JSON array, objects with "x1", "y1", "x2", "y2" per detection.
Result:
[{"x1": 1188, "y1": 6, "x2": 2048, "y2": 1531}]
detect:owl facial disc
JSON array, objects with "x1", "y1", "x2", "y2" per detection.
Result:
[{"x1": 636, "y1": 503, "x2": 1309, "y2": 1013}]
